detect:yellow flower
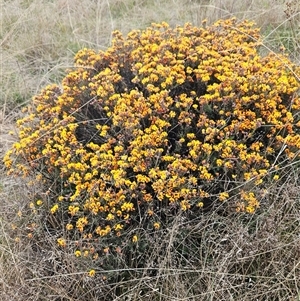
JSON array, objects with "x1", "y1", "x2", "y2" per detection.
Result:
[
  {"x1": 153, "y1": 222, "x2": 160, "y2": 230},
  {"x1": 197, "y1": 202, "x2": 204, "y2": 208},
  {"x1": 68, "y1": 205, "x2": 80, "y2": 216},
  {"x1": 36, "y1": 199, "x2": 43, "y2": 206},
  {"x1": 58, "y1": 195, "x2": 64, "y2": 202},
  {"x1": 219, "y1": 192, "x2": 229, "y2": 201},
  {"x1": 57, "y1": 238, "x2": 66, "y2": 248},
  {"x1": 132, "y1": 235, "x2": 138, "y2": 243},
  {"x1": 76, "y1": 217, "x2": 88, "y2": 232},
  {"x1": 245, "y1": 206, "x2": 255, "y2": 214},
  {"x1": 255, "y1": 178, "x2": 263, "y2": 185},
  {"x1": 106, "y1": 213, "x2": 115, "y2": 221},
  {"x1": 121, "y1": 202, "x2": 134, "y2": 212},
  {"x1": 114, "y1": 223, "x2": 123, "y2": 231},
  {"x1": 74, "y1": 250, "x2": 81, "y2": 257},
  {"x1": 180, "y1": 200, "x2": 190, "y2": 211},
  {"x1": 216, "y1": 159, "x2": 223, "y2": 167},
  {"x1": 187, "y1": 133, "x2": 196, "y2": 139},
  {"x1": 50, "y1": 204, "x2": 59, "y2": 214},
  {"x1": 88, "y1": 269, "x2": 96, "y2": 277},
  {"x1": 147, "y1": 209, "x2": 154, "y2": 216},
  {"x1": 66, "y1": 223, "x2": 73, "y2": 231}
]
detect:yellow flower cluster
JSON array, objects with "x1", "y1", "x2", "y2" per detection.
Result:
[{"x1": 4, "y1": 19, "x2": 300, "y2": 247}]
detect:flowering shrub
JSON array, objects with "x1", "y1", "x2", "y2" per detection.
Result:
[{"x1": 4, "y1": 19, "x2": 300, "y2": 263}]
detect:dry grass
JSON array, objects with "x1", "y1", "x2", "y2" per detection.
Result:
[
  {"x1": 1, "y1": 0, "x2": 299, "y2": 111},
  {"x1": 1, "y1": 0, "x2": 300, "y2": 300},
  {"x1": 1, "y1": 174, "x2": 300, "y2": 300}
]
